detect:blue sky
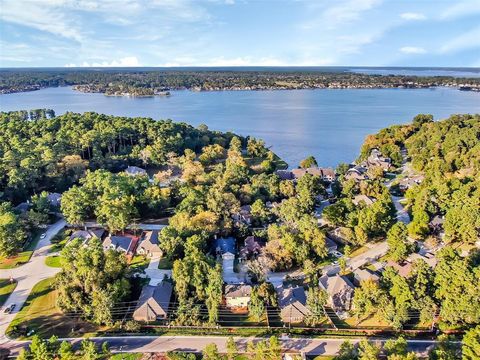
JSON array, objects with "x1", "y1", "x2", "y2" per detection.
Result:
[{"x1": 1, "y1": 0, "x2": 479, "y2": 68}]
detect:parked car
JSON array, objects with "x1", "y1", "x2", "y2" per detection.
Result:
[
  {"x1": 4, "y1": 304, "x2": 15, "y2": 313},
  {"x1": 40, "y1": 233, "x2": 46, "y2": 239}
]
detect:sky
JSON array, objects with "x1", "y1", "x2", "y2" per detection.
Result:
[{"x1": 0, "y1": 0, "x2": 479, "y2": 68}]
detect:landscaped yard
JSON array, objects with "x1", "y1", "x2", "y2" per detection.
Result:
[
  {"x1": 130, "y1": 255, "x2": 150, "y2": 271},
  {"x1": 0, "y1": 279, "x2": 17, "y2": 307},
  {"x1": 45, "y1": 255, "x2": 63, "y2": 268},
  {"x1": 7, "y1": 278, "x2": 98, "y2": 339},
  {"x1": 0, "y1": 230, "x2": 42, "y2": 269}
]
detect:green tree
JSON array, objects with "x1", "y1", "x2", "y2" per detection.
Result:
[
  {"x1": 387, "y1": 222, "x2": 414, "y2": 262},
  {"x1": 203, "y1": 343, "x2": 223, "y2": 360},
  {"x1": 462, "y1": 326, "x2": 480, "y2": 360},
  {"x1": 358, "y1": 340, "x2": 380, "y2": 360},
  {"x1": 334, "y1": 340, "x2": 357, "y2": 360},
  {"x1": 226, "y1": 336, "x2": 238, "y2": 360},
  {"x1": 0, "y1": 202, "x2": 27, "y2": 257},
  {"x1": 300, "y1": 155, "x2": 318, "y2": 169}
]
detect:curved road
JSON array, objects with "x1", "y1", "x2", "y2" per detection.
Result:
[{"x1": 0, "y1": 219, "x2": 66, "y2": 343}]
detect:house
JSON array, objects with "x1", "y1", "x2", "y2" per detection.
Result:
[
  {"x1": 70, "y1": 229, "x2": 105, "y2": 242},
  {"x1": 386, "y1": 252, "x2": 437, "y2": 278},
  {"x1": 328, "y1": 227, "x2": 352, "y2": 244},
  {"x1": 225, "y1": 284, "x2": 252, "y2": 308},
  {"x1": 429, "y1": 216, "x2": 445, "y2": 235},
  {"x1": 125, "y1": 166, "x2": 147, "y2": 177},
  {"x1": 353, "y1": 269, "x2": 380, "y2": 286},
  {"x1": 14, "y1": 202, "x2": 31, "y2": 214},
  {"x1": 239, "y1": 236, "x2": 265, "y2": 261},
  {"x1": 291, "y1": 167, "x2": 335, "y2": 181},
  {"x1": 233, "y1": 205, "x2": 253, "y2": 226},
  {"x1": 47, "y1": 192, "x2": 62, "y2": 208},
  {"x1": 325, "y1": 236, "x2": 338, "y2": 254},
  {"x1": 275, "y1": 170, "x2": 294, "y2": 180},
  {"x1": 367, "y1": 149, "x2": 392, "y2": 170},
  {"x1": 319, "y1": 274, "x2": 355, "y2": 318},
  {"x1": 398, "y1": 175, "x2": 424, "y2": 191},
  {"x1": 137, "y1": 230, "x2": 162, "y2": 257},
  {"x1": 352, "y1": 194, "x2": 376, "y2": 207},
  {"x1": 345, "y1": 167, "x2": 368, "y2": 182},
  {"x1": 276, "y1": 285, "x2": 311, "y2": 324},
  {"x1": 102, "y1": 235, "x2": 134, "y2": 253},
  {"x1": 213, "y1": 237, "x2": 236, "y2": 256},
  {"x1": 132, "y1": 281, "x2": 172, "y2": 322}
]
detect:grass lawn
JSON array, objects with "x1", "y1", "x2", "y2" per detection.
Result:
[
  {"x1": 0, "y1": 230, "x2": 42, "y2": 269},
  {"x1": 244, "y1": 152, "x2": 288, "y2": 171},
  {"x1": 7, "y1": 278, "x2": 98, "y2": 339},
  {"x1": 349, "y1": 245, "x2": 370, "y2": 258},
  {"x1": 45, "y1": 255, "x2": 63, "y2": 268},
  {"x1": 0, "y1": 279, "x2": 17, "y2": 307},
  {"x1": 130, "y1": 255, "x2": 150, "y2": 271},
  {"x1": 110, "y1": 354, "x2": 143, "y2": 360},
  {"x1": 344, "y1": 315, "x2": 390, "y2": 329},
  {"x1": 158, "y1": 257, "x2": 173, "y2": 269}
]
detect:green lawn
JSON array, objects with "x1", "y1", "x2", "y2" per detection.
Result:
[
  {"x1": 7, "y1": 278, "x2": 97, "y2": 339},
  {"x1": 45, "y1": 255, "x2": 63, "y2": 268},
  {"x1": 0, "y1": 230, "x2": 42, "y2": 269},
  {"x1": 110, "y1": 354, "x2": 143, "y2": 360},
  {"x1": 130, "y1": 255, "x2": 150, "y2": 271},
  {"x1": 0, "y1": 279, "x2": 17, "y2": 307}
]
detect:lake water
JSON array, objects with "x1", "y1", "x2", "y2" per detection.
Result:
[{"x1": 1, "y1": 86, "x2": 479, "y2": 168}]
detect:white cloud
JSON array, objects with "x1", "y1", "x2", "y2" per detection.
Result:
[
  {"x1": 0, "y1": 0, "x2": 83, "y2": 42},
  {"x1": 440, "y1": 0, "x2": 480, "y2": 20},
  {"x1": 400, "y1": 46, "x2": 427, "y2": 54},
  {"x1": 400, "y1": 12, "x2": 426, "y2": 21},
  {"x1": 65, "y1": 56, "x2": 140, "y2": 67},
  {"x1": 439, "y1": 26, "x2": 480, "y2": 54}
]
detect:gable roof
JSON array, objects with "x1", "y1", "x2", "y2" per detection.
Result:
[
  {"x1": 138, "y1": 230, "x2": 161, "y2": 253},
  {"x1": 133, "y1": 282, "x2": 172, "y2": 320},
  {"x1": 213, "y1": 237, "x2": 236, "y2": 254},
  {"x1": 319, "y1": 274, "x2": 354, "y2": 296},
  {"x1": 352, "y1": 194, "x2": 376, "y2": 206},
  {"x1": 225, "y1": 284, "x2": 252, "y2": 298},
  {"x1": 276, "y1": 285, "x2": 311, "y2": 321},
  {"x1": 103, "y1": 235, "x2": 132, "y2": 252},
  {"x1": 353, "y1": 268, "x2": 380, "y2": 283}
]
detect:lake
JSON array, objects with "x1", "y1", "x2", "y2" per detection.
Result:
[{"x1": 1, "y1": 86, "x2": 479, "y2": 168}]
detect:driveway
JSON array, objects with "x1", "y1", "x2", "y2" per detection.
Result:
[
  {"x1": 0, "y1": 219, "x2": 66, "y2": 341},
  {"x1": 144, "y1": 255, "x2": 171, "y2": 286}
]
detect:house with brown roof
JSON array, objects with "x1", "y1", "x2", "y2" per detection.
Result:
[
  {"x1": 133, "y1": 281, "x2": 172, "y2": 322},
  {"x1": 225, "y1": 284, "x2": 252, "y2": 308},
  {"x1": 353, "y1": 269, "x2": 380, "y2": 286},
  {"x1": 319, "y1": 274, "x2": 354, "y2": 318},
  {"x1": 291, "y1": 167, "x2": 335, "y2": 182},
  {"x1": 387, "y1": 252, "x2": 437, "y2": 278},
  {"x1": 367, "y1": 149, "x2": 392, "y2": 171},
  {"x1": 276, "y1": 285, "x2": 311, "y2": 324},
  {"x1": 345, "y1": 167, "x2": 368, "y2": 182},
  {"x1": 137, "y1": 230, "x2": 162, "y2": 258},
  {"x1": 352, "y1": 194, "x2": 376, "y2": 207}
]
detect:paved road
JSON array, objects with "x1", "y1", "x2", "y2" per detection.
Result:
[
  {"x1": 0, "y1": 219, "x2": 66, "y2": 342},
  {"x1": 83, "y1": 222, "x2": 167, "y2": 231},
  {"x1": 1, "y1": 335, "x2": 452, "y2": 357}
]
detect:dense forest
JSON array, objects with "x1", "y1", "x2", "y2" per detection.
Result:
[{"x1": 1, "y1": 69, "x2": 480, "y2": 95}]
